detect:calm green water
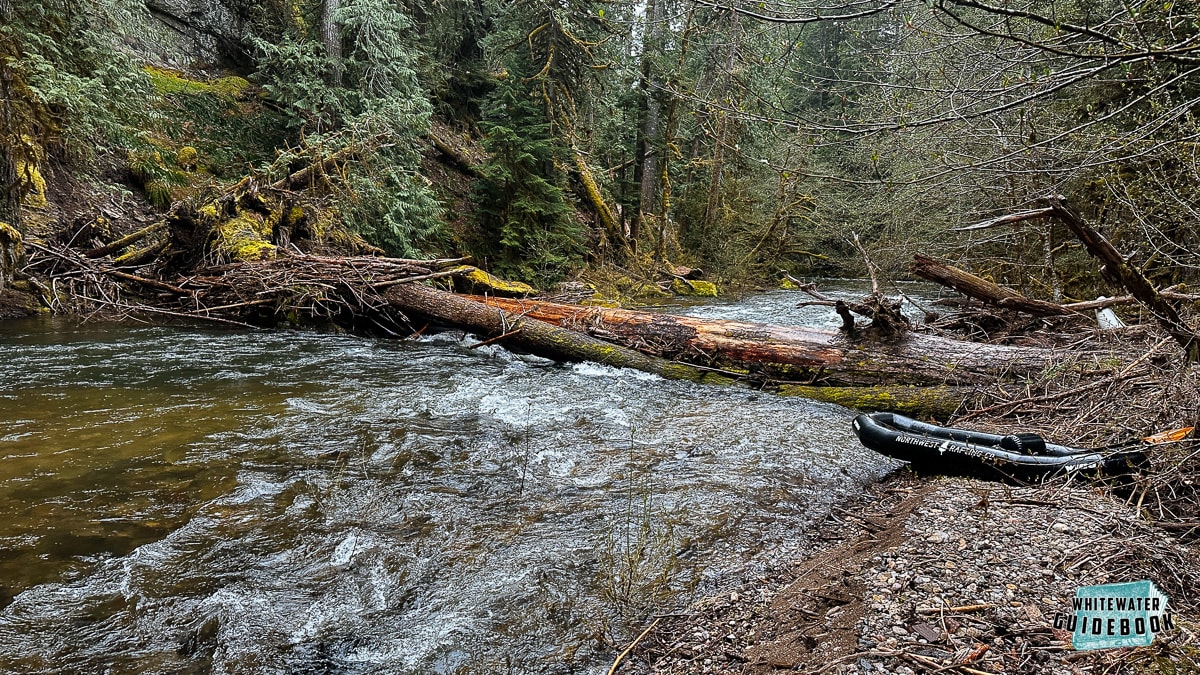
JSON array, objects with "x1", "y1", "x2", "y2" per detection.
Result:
[{"x1": 0, "y1": 291, "x2": 895, "y2": 673}]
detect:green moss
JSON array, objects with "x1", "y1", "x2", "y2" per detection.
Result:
[
  {"x1": 660, "y1": 363, "x2": 708, "y2": 382},
  {"x1": 215, "y1": 211, "x2": 276, "y2": 261},
  {"x1": 581, "y1": 298, "x2": 622, "y2": 308},
  {"x1": 0, "y1": 222, "x2": 22, "y2": 244},
  {"x1": 672, "y1": 278, "x2": 718, "y2": 297},
  {"x1": 145, "y1": 66, "x2": 250, "y2": 103},
  {"x1": 779, "y1": 276, "x2": 801, "y2": 290},
  {"x1": 451, "y1": 265, "x2": 536, "y2": 296},
  {"x1": 16, "y1": 157, "x2": 47, "y2": 209},
  {"x1": 286, "y1": 206, "x2": 306, "y2": 225},
  {"x1": 775, "y1": 384, "x2": 965, "y2": 419},
  {"x1": 1, "y1": 221, "x2": 23, "y2": 288},
  {"x1": 176, "y1": 146, "x2": 199, "y2": 170},
  {"x1": 633, "y1": 283, "x2": 670, "y2": 298},
  {"x1": 699, "y1": 372, "x2": 737, "y2": 386}
]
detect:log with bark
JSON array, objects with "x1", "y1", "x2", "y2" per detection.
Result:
[
  {"x1": 462, "y1": 295, "x2": 1050, "y2": 388},
  {"x1": 384, "y1": 283, "x2": 707, "y2": 382},
  {"x1": 382, "y1": 287, "x2": 989, "y2": 416},
  {"x1": 910, "y1": 254, "x2": 1077, "y2": 318}
]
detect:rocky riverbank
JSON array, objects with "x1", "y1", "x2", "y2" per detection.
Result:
[{"x1": 629, "y1": 472, "x2": 1199, "y2": 674}]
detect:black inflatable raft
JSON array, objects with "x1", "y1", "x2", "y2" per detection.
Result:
[{"x1": 852, "y1": 412, "x2": 1148, "y2": 481}]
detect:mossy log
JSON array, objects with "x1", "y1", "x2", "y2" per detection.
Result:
[
  {"x1": 571, "y1": 148, "x2": 628, "y2": 257},
  {"x1": 384, "y1": 283, "x2": 704, "y2": 381},
  {"x1": 85, "y1": 221, "x2": 167, "y2": 258},
  {"x1": 429, "y1": 130, "x2": 480, "y2": 177},
  {"x1": 775, "y1": 384, "x2": 974, "y2": 419},
  {"x1": 467, "y1": 296, "x2": 1055, "y2": 388}
]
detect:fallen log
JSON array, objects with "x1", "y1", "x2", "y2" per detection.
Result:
[
  {"x1": 429, "y1": 130, "x2": 480, "y2": 178},
  {"x1": 384, "y1": 283, "x2": 706, "y2": 382},
  {"x1": 85, "y1": 221, "x2": 166, "y2": 258},
  {"x1": 910, "y1": 254, "x2": 1076, "y2": 318},
  {"x1": 384, "y1": 285, "x2": 973, "y2": 416},
  {"x1": 466, "y1": 295, "x2": 1054, "y2": 389}
]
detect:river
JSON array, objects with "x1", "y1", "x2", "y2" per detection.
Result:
[{"x1": 0, "y1": 287, "x2": 899, "y2": 674}]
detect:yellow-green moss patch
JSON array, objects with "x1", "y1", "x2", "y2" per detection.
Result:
[
  {"x1": 176, "y1": 146, "x2": 199, "y2": 170},
  {"x1": 145, "y1": 66, "x2": 251, "y2": 103},
  {"x1": 16, "y1": 158, "x2": 47, "y2": 209},
  {"x1": 672, "y1": 278, "x2": 718, "y2": 297},
  {"x1": 451, "y1": 266, "x2": 536, "y2": 296},
  {"x1": 215, "y1": 212, "x2": 276, "y2": 261},
  {"x1": 775, "y1": 384, "x2": 967, "y2": 419}
]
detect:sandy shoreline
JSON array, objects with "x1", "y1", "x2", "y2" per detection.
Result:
[{"x1": 630, "y1": 472, "x2": 1199, "y2": 674}]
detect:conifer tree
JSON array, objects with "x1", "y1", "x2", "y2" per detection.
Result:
[{"x1": 474, "y1": 68, "x2": 581, "y2": 285}]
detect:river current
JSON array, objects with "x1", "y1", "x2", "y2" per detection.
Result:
[{"x1": 0, "y1": 288, "x2": 899, "y2": 673}]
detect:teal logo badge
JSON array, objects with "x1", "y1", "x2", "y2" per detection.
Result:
[{"x1": 1052, "y1": 580, "x2": 1174, "y2": 650}]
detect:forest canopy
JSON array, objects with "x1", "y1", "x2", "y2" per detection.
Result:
[{"x1": 1, "y1": 0, "x2": 1197, "y2": 293}]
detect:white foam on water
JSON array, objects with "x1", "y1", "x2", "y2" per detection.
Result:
[{"x1": 330, "y1": 532, "x2": 358, "y2": 567}]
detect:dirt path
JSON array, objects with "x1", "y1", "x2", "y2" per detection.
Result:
[{"x1": 631, "y1": 474, "x2": 1199, "y2": 674}]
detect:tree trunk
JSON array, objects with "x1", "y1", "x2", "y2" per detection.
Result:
[
  {"x1": 632, "y1": 0, "x2": 665, "y2": 251},
  {"x1": 910, "y1": 254, "x2": 1077, "y2": 318},
  {"x1": 384, "y1": 283, "x2": 704, "y2": 381},
  {"x1": 0, "y1": 27, "x2": 19, "y2": 290},
  {"x1": 466, "y1": 295, "x2": 1054, "y2": 388},
  {"x1": 654, "y1": 8, "x2": 694, "y2": 262},
  {"x1": 321, "y1": 0, "x2": 343, "y2": 87},
  {"x1": 702, "y1": 14, "x2": 740, "y2": 235},
  {"x1": 572, "y1": 147, "x2": 627, "y2": 259}
]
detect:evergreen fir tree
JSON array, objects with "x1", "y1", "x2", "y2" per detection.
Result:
[{"x1": 474, "y1": 71, "x2": 581, "y2": 285}]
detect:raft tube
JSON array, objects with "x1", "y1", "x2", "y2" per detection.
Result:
[{"x1": 852, "y1": 412, "x2": 1148, "y2": 482}]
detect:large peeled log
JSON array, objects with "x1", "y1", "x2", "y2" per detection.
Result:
[
  {"x1": 466, "y1": 296, "x2": 1053, "y2": 389},
  {"x1": 384, "y1": 283, "x2": 705, "y2": 381},
  {"x1": 384, "y1": 286, "x2": 983, "y2": 416}
]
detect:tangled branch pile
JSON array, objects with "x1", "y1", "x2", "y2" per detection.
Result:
[{"x1": 23, "y1": 240, "x2": 469, "y2": 331}]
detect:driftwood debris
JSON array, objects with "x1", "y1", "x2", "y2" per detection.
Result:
[
  {"x1": 947, "y1": 197, "x2": 1200, "y2": 360},
  {"x1": 787, "y1": 273, "x2": 910, "y2": 339}
]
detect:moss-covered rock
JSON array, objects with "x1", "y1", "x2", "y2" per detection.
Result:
[
  {"x1": 671, "y1": 277, "x2": 718, "y2": 297},
  {"x1": 145, "y1": 66, "x2": 251, "y2": 103},
  {"x1": 176, "y1": 146, "x2": 199, "y2": 171}
]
